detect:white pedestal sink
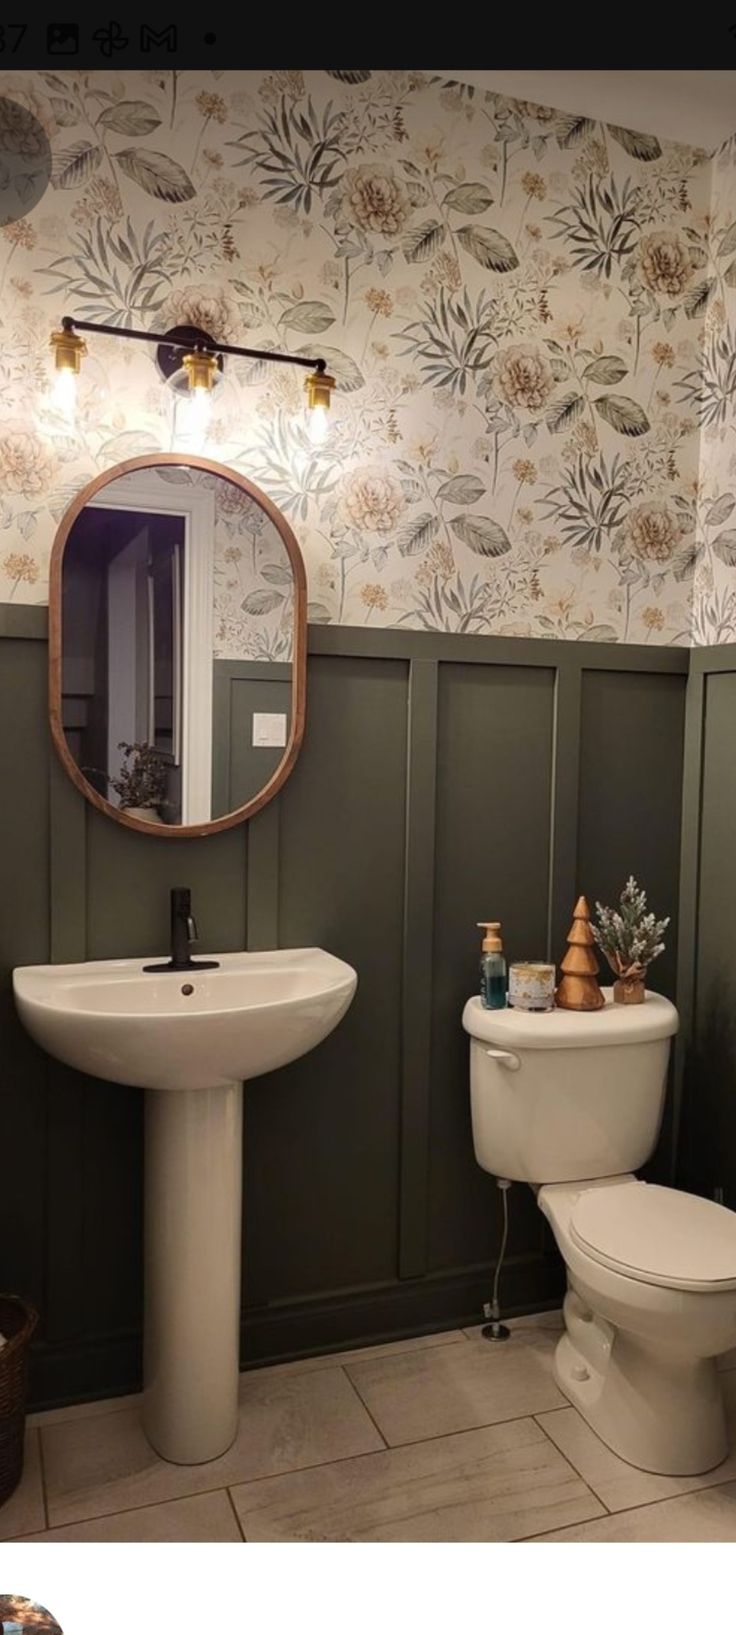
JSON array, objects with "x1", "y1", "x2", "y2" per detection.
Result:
[{"x1": 13, "y1": 948, "x2": 357, "y2": 1464}]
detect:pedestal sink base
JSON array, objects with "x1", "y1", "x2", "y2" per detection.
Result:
[
  {"x1": 143, "y1": 1082, "x2": 243, "y2": 1464},
  {"x1": 13, "y1": 948, "x2": 358, "y2": 1463}
]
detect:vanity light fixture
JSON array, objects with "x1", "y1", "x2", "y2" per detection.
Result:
[
  {"x1": 49, "y1": 325, "x2": 87, "y2": 423},
  {"x1": 304, "y1": 366, "x2": 336, "y2": 445},
  {"x1": 50, "y1": 316, "x2": 335, "y2": 442}
]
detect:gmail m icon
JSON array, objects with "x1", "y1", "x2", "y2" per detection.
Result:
[{"x1": 140, "y1": 23, "x2": 178, "y2": 50}]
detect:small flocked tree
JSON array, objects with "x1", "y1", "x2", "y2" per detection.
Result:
[
  {"x1": 592, "y1": 876, "x2": 669, "y2": 1004},
  {"x1": 556, "y1": 895, "x2": 605, "y2": 1011}
]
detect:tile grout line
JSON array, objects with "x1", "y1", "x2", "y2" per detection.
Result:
[
  {"x1": 224, "y1": 1485, "x2": 247, "y2": 1542},
  {"x1": 27, "y1": 1336, "x2": 472, "y2": 1434},
  {"x1": 27, "y1": 1324, "x2": 566, "y2": 1437},
  {"x1": 522, "y1": 1474, "x2": 736, "y2": 1542},
  {"x1": 22, "y1": 1483, "x2": 244, "y2": 1539},
  {"x1": 338, "y1": 1364, "x2": 390, "y2": 1450},
  {"x1": 39, "y1": 1406, "x2": 568, "y2": 1531},
  {"x1": 531, "y1": 1411, "x2": 612, "y2": 1514}
]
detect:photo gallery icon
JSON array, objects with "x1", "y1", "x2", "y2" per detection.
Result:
[{"x1": 46, "y1": 22, "x2": 80, "y2": 53}]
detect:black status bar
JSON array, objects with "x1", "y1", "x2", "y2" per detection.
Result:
[{"x1": 0, "y1": 24, "x2": 736, "y2": 69}]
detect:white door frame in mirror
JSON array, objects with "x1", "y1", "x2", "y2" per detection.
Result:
[{"x1": 91, "y1": 476, "x2": 215, "y2": 826}]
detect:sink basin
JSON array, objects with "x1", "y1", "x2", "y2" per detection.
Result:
[
  {"x1": 13, "y1": 945, "x2": 357, "y2": 1467},
  {"x1": 13, "y1": 948, "x2": 357, "y2": 1092}
]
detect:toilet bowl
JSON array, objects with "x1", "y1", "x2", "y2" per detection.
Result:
[
  {"x1": 463, "y1": 988, "x2": 736, "y2": 1475},
  {"x1": 540, "y1": 1176, "x2": 736, "y2": 1474}
]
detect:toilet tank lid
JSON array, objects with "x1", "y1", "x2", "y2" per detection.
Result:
[{"x1": 462, "y1": 990, "x2": 678, "y2": 1049}]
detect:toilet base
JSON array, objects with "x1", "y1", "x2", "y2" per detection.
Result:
[{"x1": 555, "y1": 1290, "x2": 729, "y2": 1476}]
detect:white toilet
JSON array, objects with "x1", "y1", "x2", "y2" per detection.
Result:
[{"x1": 463, "y1": 988, "x2": 736, "y2": 1476}]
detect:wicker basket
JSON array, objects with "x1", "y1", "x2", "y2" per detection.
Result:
[{"x1": 0, "y1": 1295, "x2": 38, "y2": 1506}]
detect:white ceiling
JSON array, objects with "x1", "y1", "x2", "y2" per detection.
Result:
[{"x1": 436, "y1": 71, "x2": 736, "y2": 151}]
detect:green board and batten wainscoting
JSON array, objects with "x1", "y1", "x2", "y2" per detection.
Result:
[
  {"x1": 676, "y1": 647, "x2": 736, "y2": 1207},
  {"x1": 0, "y1": 609, "x2": 689, "y2": 1407}
]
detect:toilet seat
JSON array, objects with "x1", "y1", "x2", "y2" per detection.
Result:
[{"x1": 569, "y1": 1183, "x2": 736, "y2": 1292}]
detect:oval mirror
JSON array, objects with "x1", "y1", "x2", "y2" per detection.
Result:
[{"x1": 49, "y1": 455, "x2": 306, "y2": 837}]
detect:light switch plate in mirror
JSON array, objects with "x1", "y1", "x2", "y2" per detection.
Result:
[{"x1": 48, "y1": 454, "x2": 307, "y2": 837}]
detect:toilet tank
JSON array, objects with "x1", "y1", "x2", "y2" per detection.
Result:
[{"x1": 463, "y1": 989, "x2": 678, "y2": 1184}]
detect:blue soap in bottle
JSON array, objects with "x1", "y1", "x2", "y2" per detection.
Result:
[{"x1": 478, "y1": 921, "x2": 507, "y2": 1010}]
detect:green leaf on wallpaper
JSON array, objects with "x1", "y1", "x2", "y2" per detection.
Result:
[
  {"x1": 450, "y1": 514, "x2": 511, "y2": 556},
  {"x1": 724, "y1": 260, "x2": 736, "y2": 289},
  {"x1": 51, "y1": 140, "x2": 102, "y2": 189},
  {"x1": 705, "y1": 494, "x2": 736, "y2": 527},
  {"x1": 718, "y1": 221, "x2": 736, "y2": 257},
  {"x1": 443, "y1": 182, "x2": 494, "y2": 215},
  {"x1": 545, "y1": 391, "x2": 584, "y2": 433},
  {"x1": 436, "y1": 475, "x2": 486, "y2": 505},
  {"x1": 402, "y1": 219, "x2": 446, "y2": 262},
  {"x1": 114, "y1": 147, "x2": 195, "y2": 202},
  {"x1": 608, "y1": 125, "x2": 662, "y2": 161},
  {"x1": 325, "y1": 70, "x2": 372, "y2": 83},
  {"x1": 307, "y1": 603, "x2": 332, "y2": 623},
  {"x1": 455, "y1": 224, "x2": 518, "y2": 272},
  {"x1": 297, "y1": 346, "x2": 364, "y2": 392},
  {"x1": 554, "y1": 113, "x2": 596, "y2": 148},
  {"x1": 261, "y1": 562, "x2": 295, "y2": 585},
  {"x1": 673, "y1": 546, "x2": 699, "y2": 581},
  {"x1": 577, "y1": 624, "x2": 618, "y2": 641},
  {"x1": 711, "y1": 530, "x2": 736, "y2": 567},
  {"x1": 684, "y1": 279, "x2": 715, "y2": 318},
  {"x1": 242, "y1": 589, "x2": 285, "y2": 615},
  {"x1": 98, "y1": 430, "x2": 163, "y2": 460},
  {"x1": 49, "y1": 96, "x2": 80, "y2": 127},
  {"x1": 582, "y1": 355, "x2": 628, "y2": 385},
  {"x1": 282, "y1": 300, "x2": 336, "y2": 334},
  {"x1": 99, "y1": 101, "x2": 162, "y2": 135},
  {"x1": 593, "y1": 395, "x2": 650, "y2": 436},
  {"x1": 396, "y1": 512, "x2": 438, "y2": 556},
  {"x1": 405, "y1": 181, "x2": 430, "y2": 206}
]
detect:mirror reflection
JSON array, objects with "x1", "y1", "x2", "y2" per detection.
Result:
[{"x1": 58, "y1": 463, "x2": 297, "y2": 827}]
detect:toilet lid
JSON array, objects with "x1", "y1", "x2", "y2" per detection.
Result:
[{"x1": 570, "y1": 1184, "x2": 736, "y2": 1291}]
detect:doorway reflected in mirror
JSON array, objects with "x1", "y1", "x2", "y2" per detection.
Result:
[{"x1": 49, "y1": 456, "x2": 306, "y2": 836}]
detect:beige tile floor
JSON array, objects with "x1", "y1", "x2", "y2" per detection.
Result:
[{"x1": 3, "y1": 1310, "x2": 736, "y2": 1542}]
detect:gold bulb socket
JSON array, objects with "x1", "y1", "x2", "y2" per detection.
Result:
[
  {"x1": 50, "y1": 329, "x2": 87, "y2": 374},
  {"x1": 182, "y1": 350, "x2": 219, "y2": 393},
  {"x1": 305, "y1": 370, "x2": 335, "y2": 412}
]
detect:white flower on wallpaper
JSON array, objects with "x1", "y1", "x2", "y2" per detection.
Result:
[{"x1": 0, "y1": 67, "x2": 724, "y2": 643}]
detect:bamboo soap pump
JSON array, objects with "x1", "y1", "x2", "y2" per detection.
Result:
[{"x1": 555, "y1": 895, "x2": 605, "y2": 1011}]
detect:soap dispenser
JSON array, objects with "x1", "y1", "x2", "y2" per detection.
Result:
[{"x1": 478, "y1": 922, "x2": 507, "y2": 1010}]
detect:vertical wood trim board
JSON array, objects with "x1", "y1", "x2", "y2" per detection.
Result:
[
  {"x1": 399, "y1": 658, "x2": 438, "y2": 1280},
  {"x1": 547, "y1": 661, "x2": 582, "y2": 963}
]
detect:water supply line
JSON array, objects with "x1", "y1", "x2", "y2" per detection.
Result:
[{"x1": 482, "y1": 1178, "x2": 512, "y2": 1341}]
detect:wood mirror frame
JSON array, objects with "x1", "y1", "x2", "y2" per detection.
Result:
[{"x1": 48, "y1": 452, "x2": 307, "y2": 839}]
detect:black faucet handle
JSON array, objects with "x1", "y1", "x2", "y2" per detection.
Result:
[{"x1": 187, "y1": 915, "x2": 198, "y2": 943}]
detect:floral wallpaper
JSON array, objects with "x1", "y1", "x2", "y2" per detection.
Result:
[
  {"x1": 689, "y1": 133, "x2": 736, "y2": 646},
  {"x1": 0, "y1": 68, "x2": 723, "y2": 644}
]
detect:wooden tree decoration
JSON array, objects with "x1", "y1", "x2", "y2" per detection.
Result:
[{"x1": 556, "y1": 894, "x2": 605, "y2": 1011}]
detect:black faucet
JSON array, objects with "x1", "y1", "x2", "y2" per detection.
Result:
[{"x1": 143, "y1": 888, "x2": 220, "y2": 973}]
